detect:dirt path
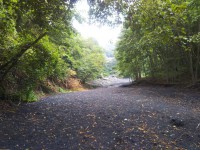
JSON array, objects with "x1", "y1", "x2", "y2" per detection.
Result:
[
  {"x1": 0, "y1": 86, "x2": 200, "y2": 149},
  {"x1": 86, "y1": 76, "x2": 131, "y2": 87}
]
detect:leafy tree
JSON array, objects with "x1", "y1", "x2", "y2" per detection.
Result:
[
  {"x1": 87, "y1": 0, "x2": 197, "y2": 84},
  {"x1": 67, "y1": 36, "x2": 105, "y2": 83},
  {"x1": 88, "y1": 0, "x2": 200, "y2": 84},
  {"x1": 0, "y1": 0, "x2": 80, "y2": 101}
]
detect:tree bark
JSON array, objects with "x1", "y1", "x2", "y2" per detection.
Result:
[
  {"x1": 195, "y1": 22, "x2": 200, "y2": 82},
  {"x1": 189, "y1": 51, "x2": 195, "y2": 84},
  {"x1": 195, "y1": 45, "x2": 200, "y2": 82},
  {"x1": 0, "y1": 32, "x2": 47, "y2": 82}
]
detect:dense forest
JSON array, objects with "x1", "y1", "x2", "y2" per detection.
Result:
[
  {"x1": 115, "y1": 0, "x2": 200, "y2": 84},
  {"x1": 1, "y1": 0, "x2": 200, "y2": 101},
  {"x1": 0, "y1": 0, "x2": 105, "y2": 101},
  {"x1": 89, "y1": 0, "x2": 200, "y2": 84}
]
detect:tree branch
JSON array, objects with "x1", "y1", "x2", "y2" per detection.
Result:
[{"x1": 0, "y1": 32, "x2": 47, "y2": 82}]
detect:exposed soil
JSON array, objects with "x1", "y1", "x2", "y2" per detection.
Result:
[{"x1": 0, "y1": 85, "x2": 200, "y2": 149}]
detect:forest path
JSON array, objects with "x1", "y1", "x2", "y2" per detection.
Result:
[{"x1": 0, "y1": 86, "x2": 200, "y2": 149}]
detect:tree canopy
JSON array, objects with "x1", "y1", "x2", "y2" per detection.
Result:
[
  {"x1": 0, "y1": 0, "x2": 106, "y2": 101},
  {"x1": 89, "y1": 0, "x2": 200, "y2": 84},
  {"x1": 1, "y1": 0, "x2": 200, "y2": 101},
  {"x1": 117, "y1": 0, "x2": 200, "y2": 84}
]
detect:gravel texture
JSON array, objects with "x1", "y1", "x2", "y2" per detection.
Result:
[
  {"x1": 86, "y1": 76, "x2": 131, "y2": 87},
  {"x1": 0, "y1": 85, "x2": 200, "y2": 149}
]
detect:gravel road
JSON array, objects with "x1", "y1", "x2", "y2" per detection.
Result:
[
  {"x1": 0, "y1": 85, "x2": 200, "y2": 149},
  {"x1": 86, "y1": 76, "x2": 131, "y2": 87}
]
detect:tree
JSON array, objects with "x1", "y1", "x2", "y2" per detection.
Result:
[
  {"x1": 0, "y1": 0, "x2": 79, "y2": 100},
  {"x1": 91, "y1": 0, "x2": 200, "y2": 84},
  {"x1": 0, "y1": 0, "x2": 78, "y2": 82},
  {"x1": 67, "y1": 36, "x2": 105, "y2": 83}
]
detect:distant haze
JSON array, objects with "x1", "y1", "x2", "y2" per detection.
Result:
[{"x1": 72, "y1": 0, "x2": 122, "y2": 51}]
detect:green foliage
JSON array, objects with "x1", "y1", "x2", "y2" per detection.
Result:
[
  {"x1": 113, "y1": 0, "x2": 200, "y2": 83},
  {"x1": 0, "y1": 0, "x2": 105, "y2": 101},
  {"x1": 19, "y1": 89, "x2": 38, "y2": 102},
  {"x1": 88, "y1": 0, "x2": 200, "y2": 83},
  {"x1": 104, "y1": 58, "x2": 117, "y2": 76},
  {"x1": 68, "y1": 36, "x2": 106, "y2": 83},
  {"x1": 88, "y1": 0, "x2": 130, "y2": 25}
]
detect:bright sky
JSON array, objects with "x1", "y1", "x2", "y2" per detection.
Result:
[{"x1": 72, "y1": 0, "x2": 122, "y2": 50}]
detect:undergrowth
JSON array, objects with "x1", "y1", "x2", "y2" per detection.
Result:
[{"x1": 0, "y1": 77, "x2": 86, "y2": 102}]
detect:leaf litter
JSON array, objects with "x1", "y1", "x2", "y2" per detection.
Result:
[{"x1": 0, "y1": 85, "x2": 200, "y2": 149}]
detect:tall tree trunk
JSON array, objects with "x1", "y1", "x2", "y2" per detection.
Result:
[
  {"x1": 0, "y1": 32, "x2": 47, "y2": 82},
  {"x1": 195, "y1": 22, "x2": 200, "y2": 82},
  {"x1": 147, "y1": 51, "x2": 154, "y2": 78},
  {"x1": 195, "y1": 45, "x2": 200, "y2": 82},
  {"x1": 189, "y1": 51, "x2": 195, "y2": 84}
]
